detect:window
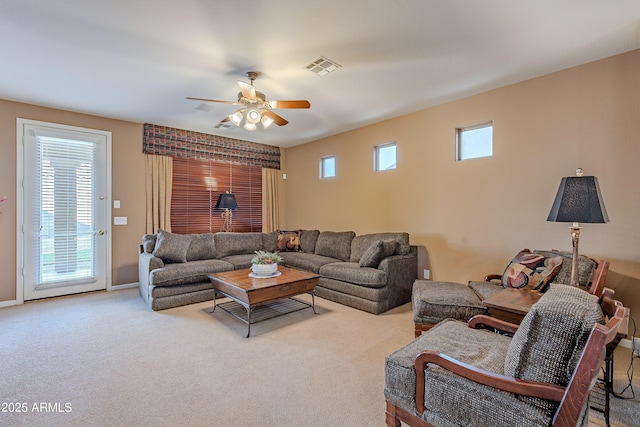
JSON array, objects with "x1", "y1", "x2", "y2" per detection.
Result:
[
  {"x1": 374, "y1": 142, "x2": 396, "y2": 171},
  {"x1": 456, "y1": 122, "x2": 493, "y2": 161},
  {"x1": 171, "y1": 158, "x2": 262, "y2": 233},
  {"x1": 320, "y1": 155, "x2": 336, "y2": 179}
]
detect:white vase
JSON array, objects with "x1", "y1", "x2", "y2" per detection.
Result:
[{"x1": 252, "y1": 263, "x2": 278, "y2": 276}]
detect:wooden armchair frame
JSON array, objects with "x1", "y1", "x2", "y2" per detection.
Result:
[{"x1": 389, "y1": 289, "x2": 625, "y2": 427}]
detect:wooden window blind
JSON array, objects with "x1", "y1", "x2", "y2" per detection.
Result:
[{"x1": 171, "y1": 158, "x2": 262, "y2": 234}]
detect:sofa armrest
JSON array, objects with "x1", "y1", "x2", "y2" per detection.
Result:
[
  {"x1": 138, "y1": 252, "x2": 164, "y2": 297},
  {"x1": 378, "y1": 246, "x2": 418, "y2": 309}
]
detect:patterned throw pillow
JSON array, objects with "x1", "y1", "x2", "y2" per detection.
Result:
[
  {"x1": 277, "y1": 230, "x2": 301, "y2": 252},
  {"x1": 501, "y1": 249, "x2": 563, "y2": 290}
]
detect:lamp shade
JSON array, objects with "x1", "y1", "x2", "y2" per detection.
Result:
[
  {"x1": 547, "y1": 176, "x2": 609, "y2": 223},
  {"x1": 215, "y1": 193, "x2": 238, "y2": 210}
]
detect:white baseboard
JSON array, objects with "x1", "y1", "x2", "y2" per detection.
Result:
[
  {"x1": 0, "y1": 299, "x2": 17, "y2": 308},
  {"x1": 110, "y1": 282, "x2": 138, "y2": 290}
]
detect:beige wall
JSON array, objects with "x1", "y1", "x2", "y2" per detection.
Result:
[
  {"x1": 0, "y1": 100, "x2": 145, "y2": 302},
  {"x1": 1, "y1": 50, "x2": 638, "y2": 319},
  {"x1": 283, "y1": 49, "x2": 640, "y2": 318}
]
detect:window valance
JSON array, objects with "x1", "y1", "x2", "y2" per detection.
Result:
[{"x1": 143, "y1": 123, "x2": 280, "y2": 169}]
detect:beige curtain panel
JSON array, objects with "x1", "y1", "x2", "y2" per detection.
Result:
[
  {"x1": 262, "y1": 168, "x2": 279, "y2": 233},
  {"x1": 145, "y1": 154, "x2": 173, "y2": 234}
]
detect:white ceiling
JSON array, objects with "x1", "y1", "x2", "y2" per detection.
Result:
[{"x1": 1, "y1": 1, "x2": 639, "y2": 148}]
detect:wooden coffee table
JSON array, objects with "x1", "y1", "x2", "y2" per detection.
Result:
[{"x1": 207, "y1": 266, "x2": 320, "y2": 337}]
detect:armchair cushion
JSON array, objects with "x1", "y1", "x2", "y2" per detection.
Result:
[
  {"x1": 385, "y1": 319, "x2": 560, "y2": 427},
  {"x1": 504, "y1": 284, "x2": 604, "y2": 414},
  {"x1": 501, "y1": 249, "x2": 563, "y2": 290}
]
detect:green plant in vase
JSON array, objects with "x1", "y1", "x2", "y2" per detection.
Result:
[{"x1": 251, "y1": 251, "x2": 283, "y2": 276}]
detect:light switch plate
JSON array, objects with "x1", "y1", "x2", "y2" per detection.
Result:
[
  {"x1": 114, "y1": 216, "x2": 127, "y2": 225},
  {"x1": 114, "y1": 200, "x2": 120, "y2": 209}
]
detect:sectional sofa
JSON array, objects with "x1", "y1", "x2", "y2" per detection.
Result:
[{"x1": 138, "y1": 230, "x2": 417, "y2": 314}]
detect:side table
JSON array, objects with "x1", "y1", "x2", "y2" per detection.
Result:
[{"x1": 481, "y1": 288, "x2": 542, "y2": 324}]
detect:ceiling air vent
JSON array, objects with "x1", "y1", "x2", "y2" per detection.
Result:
[
  {"x1": 196, "y1": 103, "x2": 214, "y2": 112},
  {"x1": 214, "y1": 122, "x2": 235, "y2": 130},
  {"x1": 305, "y1": 56, "x2": 341, "y2": 76}
]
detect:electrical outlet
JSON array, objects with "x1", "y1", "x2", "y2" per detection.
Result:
[{"x1": 423, "y1": 269, "x2": 430, "y2": 280}]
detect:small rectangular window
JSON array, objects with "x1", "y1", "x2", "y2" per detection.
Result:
[
  {"x1": 457, "y1": 122, "x2": 493, "y2": 161},
  {"x1": 320, "y1": 155, "x2": 335, "y2": 179},
  {"x1": 374, "y1": 142, "x2": 396, "y2": 171}
]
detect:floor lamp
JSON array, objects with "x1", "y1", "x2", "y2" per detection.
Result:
[
  {"x1": 547, "y1": 168, "x2": 609, "y2": 287},
  {"x1": 215, "y1": 192, "x2": 238, "y2": 232}
]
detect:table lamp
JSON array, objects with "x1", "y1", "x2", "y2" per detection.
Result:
[{"x1": 547, "y1": 168, "x2": 609, "y2": 287}]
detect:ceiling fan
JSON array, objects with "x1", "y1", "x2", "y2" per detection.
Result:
[{"x1": 187, "y1": 71, "x2": 310, "y2": 131}]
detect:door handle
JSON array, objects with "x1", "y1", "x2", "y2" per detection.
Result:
[{"x1": 98, "y1": 230, "x2": 105, "y2": 236}]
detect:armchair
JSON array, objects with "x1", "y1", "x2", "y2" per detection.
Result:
[
  {"x1": 386, "y1": 285, "x2": 625, "y2": 427},
  {"x1": 413, "y1": 249, "x2": 609, "y2": 336}
]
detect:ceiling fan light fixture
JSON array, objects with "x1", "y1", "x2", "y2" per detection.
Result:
[
  {"x1": 246, "y1": 108, "x2": 261, "y2": 124},
  {"x1": 261, "y1": 115, "x2": 274, "y2": 129},
  {"x1": 229, "y1": 110, "x2": 243, "y2": 126},
  {"x1": 243, "y1": 121, "x2": 257, "y2": 131}
]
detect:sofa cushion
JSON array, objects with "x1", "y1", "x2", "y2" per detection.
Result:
[
  {"x1": 219, "y1": 254, "x2": 255, "y2": 270},
  {"x1": 299, "y1": 229, "x2": 320, "y2": 253},
  {"x1": 149, "y1": 259, "x2": 234, "y2": 287},
  {"x1": 501, "y1": 249, "x2": 563, "y2": 290},
  {"x1": 214, "y1": 232, "x2": 263, "y2": 258},
  {"x1": 261, "y1": 231, "x2": 279, "y2": 253},
  {"x1": 186, "y1": 233, "x2": 216, "y2": 261},
  {"x1": 279, "y1": 252, "x2": 339, "y2": 273},
  {"x1": 504, "y1": 284, "x2": 604, "y2": 414},
  {"x1": 277, "y1": 230, "x2": 301, "y2": 251},
  {"x1": 349, "y1": 232, "x2": 410, "y2": 262},
  {"x1": 319, "y1": 262, "x2": 387, "y2": 288},
  {"x1": 153, "y1": 230, "x2": 192, "y2": 263},
  {"x1": 315, "y1": 231, "x2": 355, "y2": 261},
  {"x1": 359, "y1": 240, "x2": 398, "y2": 268}
]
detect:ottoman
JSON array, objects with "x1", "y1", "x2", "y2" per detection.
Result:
[{"x1": 412, "y1": 280, "x2": 487, "y2": 337}]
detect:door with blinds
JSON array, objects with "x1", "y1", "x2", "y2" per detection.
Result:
[{"x1": 18, "y1": 119, "x2": 111, "y2": 301}]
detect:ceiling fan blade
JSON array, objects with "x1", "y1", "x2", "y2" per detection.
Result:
[
  {"x1": 263, "y1": 110, "x2": 289, "y2": 126},
  {"x1": 186, "y1": 97, "x2": 237, "y2": 105},
  {"x1": 268, "y1": 100, "x2": 311, "y2": 109},
  {"x1": 237, "y1": 81, "x2": 256, "y2": 100}
]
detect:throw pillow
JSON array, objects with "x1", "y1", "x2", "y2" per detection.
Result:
[
  {"x1": 153, "y1": 229, "x2": 191, "y2": 263},
  {"x1": 359, "y1": 240, "x2": 398, "y2": 268},
  {"x1": 501, "y1": 249, "x2": 563, "y2": 290},
  {"x1": 359, "y1": 240, "x2": 384, "y2": 268},
  {"x1": 141, "y1": 234, "x2": 157, "y2": 253},
  {"x1": 277, "y1": 230, "x2": 301, "y2": 252}
]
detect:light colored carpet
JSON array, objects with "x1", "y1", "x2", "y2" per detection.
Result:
[{"x1": 0, "y1": 288, "x2": 638, "y2": 427}]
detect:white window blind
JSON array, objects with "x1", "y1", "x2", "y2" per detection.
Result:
[{"x1": 30, "y1": 136, "x2": 97, "y2": 288}]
